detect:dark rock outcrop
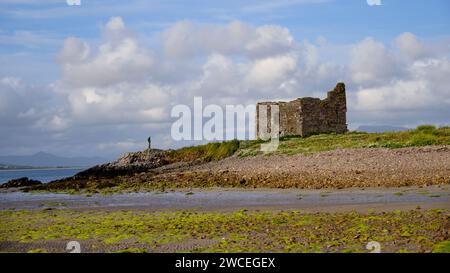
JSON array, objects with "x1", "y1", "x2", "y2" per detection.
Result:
[
  {"x1": 72, "y1": 149, "x2": 170, "y2": 179},
  {"x1": 0, "y1": 177, "x2": 42, "y2": 188}
]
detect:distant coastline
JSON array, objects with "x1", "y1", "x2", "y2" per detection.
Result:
[
  {"x1": 0, "y1": 166, "x2": 85, "y2": 171},
  {"x1": 0, "y1": 167, "x2": 85, "y2": 184},
  {"x1": 0, "y1": 152, "x2": 107, "y2": 170}
]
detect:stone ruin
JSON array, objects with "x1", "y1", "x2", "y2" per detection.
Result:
[{"x1": 256, "y1": 83, "x2": 348, "y2": 138}]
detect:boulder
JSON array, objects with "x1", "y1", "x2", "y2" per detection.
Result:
[
  {"x1": 73, "y1": 149, "x2": 170, "y2": 179},
  {"x1": 0, "y1": 177, "x2": 42, "y2": 188}
]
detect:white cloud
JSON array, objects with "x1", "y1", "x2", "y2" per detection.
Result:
[
  {"x1": 105, "y1": 17, "x2": 125, "y2": 31},
  {"x1": 61, "y1": 38, "x2": 153, "y2": 87},
  {"x1": 350, "y1": 38, "x2": 402, "y2": 86},
  {"x1": 355, "y1": 80, "x2": 433, "y2": 111},
  {"x1": 65, "y1": 83, "x2": 171, "y2": 125},
  {"x1": 194, "y1": 54, "x2": 244, "y2": 97},
  {"x1": 161, "y1": 20, "x2": 295, "y2": 60},
  {"x1": 58, "y1": 17, "x2": 154, "y2": 87},
  {"x1": 351, "y1": 33, "x2": 450, "y2": 125},
  {"x1": 57, "y1": 37, "x2": 89, "y2": 63},
  {"x1": 2, "y1": 17, "x2": 450, "y2": 158},
  {"x1": 246, "y1": 54, "x2": 297, "y2": 88},
  {"x1": 245, "y1": 25, "x2": 295, "y2": 58},
  {"x1": 395, "y1": 32, "x2": 426, "y2": 59},
  {"x1": 366, "y1": 0, "x2": 381, "y2": 6}
]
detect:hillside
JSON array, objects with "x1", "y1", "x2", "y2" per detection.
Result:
[{"x1": 29, "y1": 125, "x2": 450, "y2": 193}]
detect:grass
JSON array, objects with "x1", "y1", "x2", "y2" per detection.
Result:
[
  {"x1": 166, "y1": 139, "x2": 240, "y2": 162},
  {"x1": 140, "y1": 125, "x2": 450, "y2": 162},
  {"x1": 26, "y1": 125, "x2": 450, "y2": 194},
  {"x1": 143, "y1": 125, "x2": 450, "y2": 163},
  {"x1": 237, "y1": 125, "x2": 450, "y2": 156},
  {"x1": 27, "y1": 248, "x2": 48, "y2": 253},
  {"x1": 0, "y1": 208, "x2": 448, "y2": 253},
  {"x1": 432, "y1": 241, "x2": 450, "y2": 253}
]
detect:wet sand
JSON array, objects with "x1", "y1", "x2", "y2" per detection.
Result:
[{"x1": 1, "y1": 185, "x2": 448, "y2": 212}]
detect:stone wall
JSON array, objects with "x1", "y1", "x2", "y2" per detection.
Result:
[{"x1": 256, "y1": 83, "x2": 347, "y2": 138}]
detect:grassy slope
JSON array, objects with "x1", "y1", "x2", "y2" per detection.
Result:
[
  {"x1": 27, "y1": 125, "x2": 450, "y2": 193},
  {"x1": 238, "y1": 125, "x2": 450, "y2": 157},
  {"x1": 166, "y1": 139, "x2": 240, "y2": 162},
  {"x1": 0, "y1": 209, "x2": 448, "y2": 253},
  {"x1": 163, "y1": 125, "x2": 450, "y2": 161}
]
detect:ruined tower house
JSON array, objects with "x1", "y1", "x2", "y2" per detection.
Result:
[{"x1": 256, "y1": 83, "x2": 348, "y2": 138}]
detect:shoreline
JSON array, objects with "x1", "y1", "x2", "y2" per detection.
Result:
[
  {"x1": 1, "y1": 185, "x2": 448, "y2": 212},
  {"x1": 0, "y1": 167, "x2": 84, "y2": 172},
  {"x1": 30, "y1": 145, "x2": 450, "y2": 192}
]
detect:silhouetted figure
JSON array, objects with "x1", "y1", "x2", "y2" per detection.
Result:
[{"x1": 147, "y1": 136, "x2": 151, "y2": 149}]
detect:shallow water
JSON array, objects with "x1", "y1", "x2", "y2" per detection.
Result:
[{"x1": 0, "y1": 187, "x2": 448, "y2": 211}]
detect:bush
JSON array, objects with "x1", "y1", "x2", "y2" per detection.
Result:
[
  {"x1": 206, "y1": 139, "x2": 240, "y2": 160},
  {"x1": 167, "y1": 139, "x2": 240, "y2": 162},
  {"x1": 409, "y1": 133, "x2": 438, "y2": 146},
  {"x1": 416, "y1": 125, "x2": 436, "y2": 132},
  {"x1": 432, "y1": 126, "x2": 450, "y2": 137}
]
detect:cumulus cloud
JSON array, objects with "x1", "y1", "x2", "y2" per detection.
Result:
[
  {"x1": 0, "y1": 77, "x2": 61, "y2": 128},
  {"x1": 65, "y1": 83, "x2": 171, "y2": 125},
  {"x1": 57, "y1": 37, "x2": 90, "y2": 63},
  {"x1": 1, "y1": 17, "x2": 449, "y2": 158},
  {"x1": 350, "y1": 37, "x2": 401, "y2": 86},
  {"x1": 246, "y1": 54, "x2": 297, "y2": 88},
  {"x1": 351, "y1": 33, "x2": 450, "y2": 126},
  {"x1": 395, "y1": 32, "x2": 426, "y2": 59},
  {"x1": 355, "y1": 80, "x2": 433, "y2": 111},
  {"x1": 366, "y1": 0, "x2": 381, "y2": 6},
  {"x1": 58, "y1": 18, "x2": 154, "y2": 87},
  {"x1": 43, "y1": 17, "x2": 306, "y2": 156},
  {"x1": 161, "y1": 20, "x2": 295, "y2": 60}
]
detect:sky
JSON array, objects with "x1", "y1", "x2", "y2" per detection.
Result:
[{"x1": 0, "y1": 0, "x2": 449, "y2": 159}]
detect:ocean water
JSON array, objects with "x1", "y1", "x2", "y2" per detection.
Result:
[{"x1": 0, "y1": 168, "x2": 84, "y2": 184}]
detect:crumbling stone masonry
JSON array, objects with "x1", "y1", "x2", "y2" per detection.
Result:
[{"x1": 256, "y1": 83, "x2": 348, "y2": 138}]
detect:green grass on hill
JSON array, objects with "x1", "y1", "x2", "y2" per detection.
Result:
[
  {"x1": 27, "y1": 125, "x2": 449, "y2": 193},
  {"x1": 160, "y1": 125, "x2": 450, "y2": 162},
  {"x1": 237, "y1": 125, "x2": 450, "y2": 156},
  {"x1": 166, "y1": 139, "x2": 240, "y2": 162},
  {"x1": 164, "y1": 125, "x2": 450, "y2": 162}
]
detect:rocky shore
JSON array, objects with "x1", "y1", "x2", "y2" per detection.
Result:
[
  {"x1": 73, "y1": 149, "x2": 170, "y2": 178},
  {"x1": 27, "y1": 145, "x2": 450, "y2": 192},
  {"x1": 0, "y1": 177, "x2": 42, "y2": 188}
]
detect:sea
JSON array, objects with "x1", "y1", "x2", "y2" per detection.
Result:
[{"x1": 0, "y1": 168, "x2": 84, "y2": 184}]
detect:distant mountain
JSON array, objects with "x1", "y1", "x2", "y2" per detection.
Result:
[
  {"x1": 356, "y1": 125, "x2": 410, "y2": 133},
  {"x1": 0, "y1": 152, "x2": 107, "y2": 168}
]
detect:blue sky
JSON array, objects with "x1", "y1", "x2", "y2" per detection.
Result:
[
  {"x1": 2, "y1": 1, "x2": 449, "y2": 44},
  {"x1": 0, "y1": 0, "x2": 449, "y2": 158},
  {"x1": 1, "y1": 0, "x2": 449, "y2": 84}
]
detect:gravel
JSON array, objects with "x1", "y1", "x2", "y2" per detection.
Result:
[{"x1": 147, "y1": 146, "x2": 450, "y2": 189}]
